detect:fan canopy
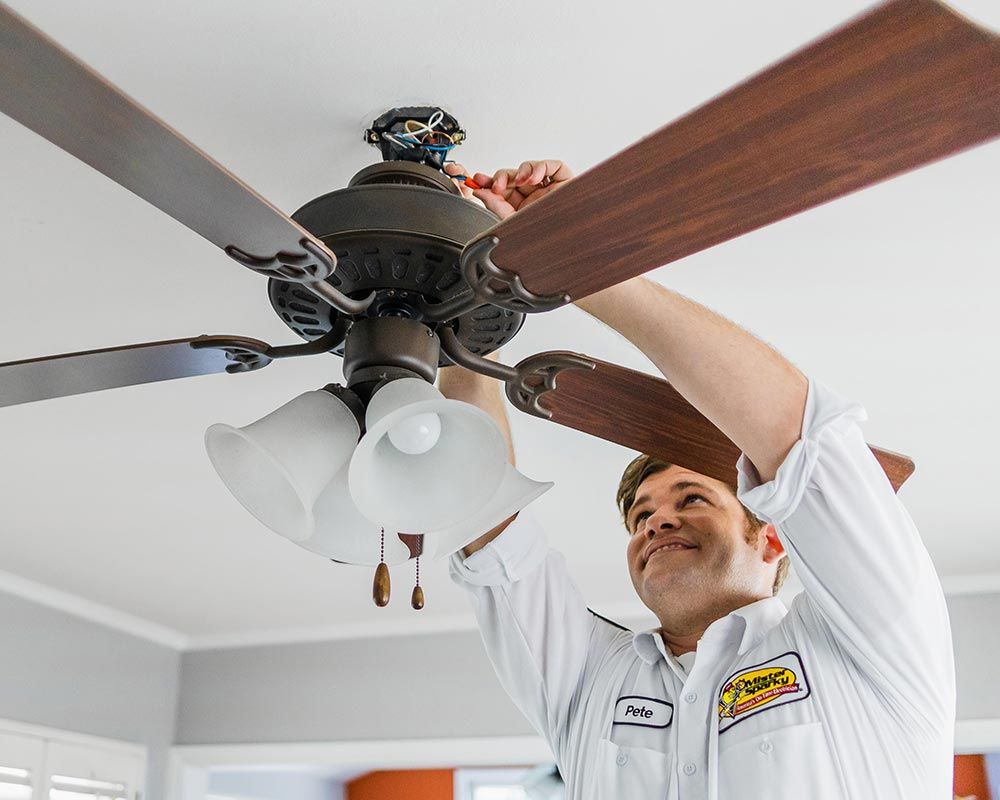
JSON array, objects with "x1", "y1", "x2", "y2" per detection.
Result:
[{"x1": 267, "y1": 161, "x2": 526, "y2": 365}]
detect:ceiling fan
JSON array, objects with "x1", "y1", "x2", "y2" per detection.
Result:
[{"x1": 2, "y1": 1, "x2": 998, "y2": 602}]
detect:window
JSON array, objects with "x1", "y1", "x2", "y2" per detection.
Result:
[
  {"x1": 455, "y1": 767, "x2": 562, "y2": 800},
  {"x1": 470, "y1": 788, "x2": 526, "y2": 800},
  {"x1": 0, "y1": 722, "x2": 144, "y2": 800},
  {"x1": 0, "y1": 767, "x2": 33, "y2": 800},
  {"x1": 49, "y1": 775, "x2": 127, "y2": 800}
]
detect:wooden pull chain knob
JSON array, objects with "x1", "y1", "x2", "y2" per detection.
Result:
[
  {"x1": 411, "y1": 585, "x2": 425, "y2": 610},
  {"x1": 373, "y1": 562, "x2": 390, "y2": 607}
]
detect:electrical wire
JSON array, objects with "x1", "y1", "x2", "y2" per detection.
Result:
[{"x1": 381, "y1": 110, "x2": 456, "y2": 152}]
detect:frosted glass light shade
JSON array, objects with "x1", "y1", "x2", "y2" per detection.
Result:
[
  {"x1": 302, "y1": 467, "x2": 413, "y2": 566},
  {"x1": 428, "y1": 463, "x2": 554, "y2": 558},
  {"x1": 348, "y1": 378, "x2": 508, "y2": 532},
  {"x1": 205, "y1": 389, "x2": 360, "y2": 542}
]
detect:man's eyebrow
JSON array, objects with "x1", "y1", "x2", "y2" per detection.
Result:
[
  {"x1": 673, "y1": 480, "x2": 716, "y2": 495},
  {"x1": 628, "y1": 481, "x2": 717, "y2": 524}
]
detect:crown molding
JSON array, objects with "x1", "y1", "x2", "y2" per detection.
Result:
[
  {"x1": 2, "y1": 567, "x2": 998, "y2": 652},
  {"x1": 940, "y1": 572, "x2": 1000, "y2": 596},
  {"x1": 0, "y1": 568, "x2": 188, "y2": 650}
]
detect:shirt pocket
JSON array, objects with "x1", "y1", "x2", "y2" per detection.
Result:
[
  {"x1": 594, "y1": 738, "x2": 672, "y2": 797},
  {"x1": 717, "y1": 720, "x2": 843, "y2": 799}
]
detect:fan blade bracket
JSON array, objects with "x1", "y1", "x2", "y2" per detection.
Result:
[
  {"x1": 418, "y1": 235, "x2": 571, "y2": 322},
  {"x1": 438, "y1": 326, "x2": 520, "y2": 381},
  {"x1": 224, "y1": 237, "x2": 336, "y2": 283},
  {"x1": 189, "y1": 335, "x2": 275, "y2": 373},
  {"x1": 224, "y1": 238, "x2": 374, "y2": 316},
  {"x1": 505, "y1": 352, "x2": 598, "y2": 419},
  {"x1": 190, "y1": 324, "x2": 351, "y2": 372},
  {"x1": 461, "y1": 234, "x2": 572, "y2": 314}
]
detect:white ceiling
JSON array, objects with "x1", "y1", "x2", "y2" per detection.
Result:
[{"x1": 1, "y1": 0, "x2": 998, "y2": 648}]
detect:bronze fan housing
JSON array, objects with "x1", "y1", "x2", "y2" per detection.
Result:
[{"x1": 268, "y1": 161, "x2": 525, "y2": 364}]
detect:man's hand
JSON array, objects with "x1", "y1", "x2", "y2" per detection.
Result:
[{"x1": 444, "y1": 160, "x2": 573, "y2": 220}]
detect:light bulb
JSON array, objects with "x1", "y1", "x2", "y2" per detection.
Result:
[{"x1": 387, "y1": 412, "x2": 441, "y2": 454}]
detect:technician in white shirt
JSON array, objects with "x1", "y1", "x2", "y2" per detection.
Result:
[{"x1": 439, "y1": 160, "x2": 955, "y2": 799}]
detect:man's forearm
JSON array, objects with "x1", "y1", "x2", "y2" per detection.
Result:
[
  {"x1": 437, "y1": 361, "x2": 516, "y2": 467},
  {"x1": 574, "y1": 277, "x2": 807, "y2": 482},
  {"x1": 437, "y1": 356, "x2": 517, "y2": 555}
]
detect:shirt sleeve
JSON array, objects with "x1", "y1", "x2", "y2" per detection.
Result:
[
  {"x1": 736, "y1": 379, "x2": 955, "y2": 731},
  {"x1": 450, "y1": 508, "x2": 619, "y2": 757}
]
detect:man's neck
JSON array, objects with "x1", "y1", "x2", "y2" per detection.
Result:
[{"x1": 656, "y1": 593, "x2": 769, "y2": 657}]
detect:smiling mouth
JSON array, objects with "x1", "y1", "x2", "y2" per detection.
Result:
[{"x1": 646, "y1": 544, "x2": 697, "y2": 563}]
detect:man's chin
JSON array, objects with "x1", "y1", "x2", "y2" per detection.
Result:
[{"x1": 640, "y1": 563, "x2": 703, "y2": 598}]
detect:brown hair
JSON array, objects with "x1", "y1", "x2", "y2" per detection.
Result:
[{"x1": 616, "y1": 454, "x2": 790, "y2": 595}]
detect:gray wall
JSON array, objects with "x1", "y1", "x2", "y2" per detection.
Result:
[
  {"x1": 177, "y1": 630, "x2": 533, "y2": 745},
  {"x1": 948, "y1": 593, "x2": 1000, "y2": 721},
  {"x1": 2, "y1": 585, "x2": 997, "y2": 797},
  {"x1": 208, "y1": 769, "x2": 344, "y2": 800},
  {"x1": 177, "y1": 594, "x2": 1000, "y2": 745},
  {"x1": 0, "y1": 590, "x2": 180, "y2": 800}
]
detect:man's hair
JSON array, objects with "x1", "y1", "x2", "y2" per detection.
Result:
[{"x1": 616, "y1": 454, "x2": 790, "y2": 596}]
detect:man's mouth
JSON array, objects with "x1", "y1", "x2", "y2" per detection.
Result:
[{"x1": 643, "y1": 538, "x2": 697, "y2": 564}]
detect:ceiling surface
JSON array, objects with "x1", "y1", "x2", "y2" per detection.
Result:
[{"x1": 1, "y1": 0, "x2": 998, "y2": 647}]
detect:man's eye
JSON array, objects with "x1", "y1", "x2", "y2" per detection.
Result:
[
  {"x1": 682, "y1": 493, "x2": 707, "y2": 506},
  {"x1": 629, "y1": 510, "x2": 650, "y2": 533}
]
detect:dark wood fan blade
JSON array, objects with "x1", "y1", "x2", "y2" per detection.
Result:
[
  {"x1": 0, "y1": 336, "x2": 272, "y2": 408},
  {"x1": 487, "y1": 0, "x2": 1000, "y2": 301},
  {"x1": 536, "y1": 358, "x2": 914, "y2": 492},
  {"x1": 0, "y1": 4, "x2": 330, "y2": 268}
]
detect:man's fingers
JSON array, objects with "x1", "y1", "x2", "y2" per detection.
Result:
[
  {"x1": 472, "y1": 188, "x2": 515, "y2": 220},
  {"x1": 548, "y1": 160, "x2": 574, "y2": 183},
  {"x1": 473, "y1": 172, "x2": 494, "y2": 189},
  {"x1": 516, "y1": 159, "x2": 573, "y2": 187},
  {"x1": 528, "y1": 161, "x2": 548, "y2": 186},
  {"x1": 492, "y1": 168, "x2": 518, "y2": 194},
  {"x1": 443, "y1": 162, "x2": 474, "y2": 198}
]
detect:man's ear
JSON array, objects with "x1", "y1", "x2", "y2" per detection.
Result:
[{"x1": 761, "y1": 523, "x2": 785, "y2": 565}]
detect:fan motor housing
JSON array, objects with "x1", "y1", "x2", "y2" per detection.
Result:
[{"x1": 268, "y1": 162, "x2": 525, "y2": 366}]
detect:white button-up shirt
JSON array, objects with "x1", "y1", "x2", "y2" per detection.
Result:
[{"x1": 451, "y1": 380, "x2": 955, "y2": 799}]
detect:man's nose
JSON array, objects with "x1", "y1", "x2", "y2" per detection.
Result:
[{"x1": 645, "y1": 510, "x2": 680, "y2": 536}]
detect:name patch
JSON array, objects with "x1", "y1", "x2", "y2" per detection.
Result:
[
  {"x1": 613, "y1": 695, "x2": 673, "y2": 729},
  {"x1": 718, "y1": 651, "x2": 810, "y2": 733}
]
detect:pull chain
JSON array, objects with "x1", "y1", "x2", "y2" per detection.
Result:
[
  {"x1": 411, "y1": 555, "x2": 425, "y2": 610},
  {"x1": 373, "y1": 528, "x2": 390, "y2": 607}
]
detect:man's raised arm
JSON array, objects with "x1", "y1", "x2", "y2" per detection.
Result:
[
  {"x1": 575, "y1": 279, "x2": 808, "y2": 483},
  {"x1": 465, "y1": 157, "x2": 807, "y2": 482}
]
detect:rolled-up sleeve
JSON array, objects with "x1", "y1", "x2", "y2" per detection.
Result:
[
  {"x1": 737, "y1": 379, "x2": 955, "y2": 731},
  {"x1": 450, "y1": 509, "x2": 599, "y2": 754}
]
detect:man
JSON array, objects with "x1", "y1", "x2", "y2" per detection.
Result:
[{"x1": 439, "y1": 160, "x2": 955, "y2": 798}]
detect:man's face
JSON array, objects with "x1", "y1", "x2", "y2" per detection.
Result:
[{"x1": 625, "y1": 465, "x2": 777, "y2": 621}]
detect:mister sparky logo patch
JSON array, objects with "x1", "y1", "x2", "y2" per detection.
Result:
[{"x1": 718, "y1": 652, "x2": 810, "y2": 732}]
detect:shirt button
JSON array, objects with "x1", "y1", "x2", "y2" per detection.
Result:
[
  {"x1": 759, "y1": 740, "x2": 773, "y2": 754},
  {"x1": 616, "y1": 752, "x2": 629, "y2": 767},
  {"x1": 683, "y1": 763, "x2": 697, "y2": 776},
  {"x1": 684, "y1": 692, "x2": 698, "y2": 703}
]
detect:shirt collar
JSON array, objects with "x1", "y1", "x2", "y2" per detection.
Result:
[
  {"x1": 730, "y1": 596, "x2": 788, "y2": 655},
  {"x1": 631, "y1": 596, "x2": 788, "y2": 664}
]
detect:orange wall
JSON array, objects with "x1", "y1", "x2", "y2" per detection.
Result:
[
  {"x1": 955, "y1": 754, "x2": 991, "y2": 800},
  {"x1": 347, "y1": 769, "x2": 454, "y2": 800}
]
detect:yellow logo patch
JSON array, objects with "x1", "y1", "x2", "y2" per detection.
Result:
[{"x1": 718, "y1": 652, "x2": 810, "y2": 732}]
